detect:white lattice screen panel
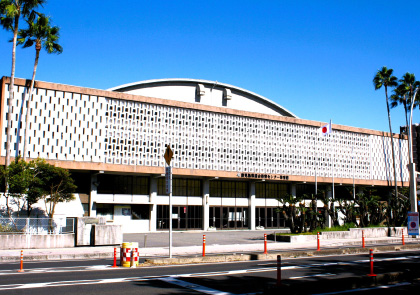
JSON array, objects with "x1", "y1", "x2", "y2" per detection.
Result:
[
  {"x1": 104, "y1": 98, "x2": 408, "y2": 182},
  {"x1": 1, "y1": 83, "x2": 409, "y2": 182},
  {"x1": 2, "y1": 84, "x2": 106, "y2": 162}
]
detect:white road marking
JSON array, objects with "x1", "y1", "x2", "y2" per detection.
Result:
[
  {"x1": 0, "y1": 265, "x2": 115, "y2": 275},
  {"x1": 159, "y1": 277, "x2": 233, "y2": 295},
  {"x1": 312, "y1": 282, "x2": 412, "y2": 294},
  {"x1": 0, "y1": 253, "x2": 418, "y2": 291},
  {"x1": 289, "y1": 273, "x2": 336, "y2": 279}
]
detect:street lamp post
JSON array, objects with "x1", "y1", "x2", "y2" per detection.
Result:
[{"x1": 408, "y1": 87, "x2": 419, "y2": 214}]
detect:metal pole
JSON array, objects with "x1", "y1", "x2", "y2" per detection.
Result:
[
  {"x1": 169, "y1": 171, "x2": 172, "y2": 258},
  {"x1": 352, "y1": 146, "x2": 356, "y2": 199},
  {"x1": 409, "y1": 88, "x2": 418, "y2": 214},
  {"x1": 315, "y1": 135, "x2": 317, "y2": 195},
  {"x1": 329, "y1": 120, "x2": 335, "y2": 203}
]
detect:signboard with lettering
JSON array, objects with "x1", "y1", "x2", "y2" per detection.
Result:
[
  {"x1": 237, "y1": 172, "x2": 289, "y2": 180},
  {"x1": 408, "y1": 212, "x2": 419, "y2": 236},
  {"x1": 165, "y1": 166, "x2": 172, "y2": 195}
]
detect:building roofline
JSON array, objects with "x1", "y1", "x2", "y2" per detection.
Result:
[{"x1": 108, "y1": 78, "x2": 298, "y2": 118}]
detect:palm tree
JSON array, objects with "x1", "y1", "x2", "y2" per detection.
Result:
[
  {"x1": 400, "y1": 73, "x2": 420, "y2": 112},
  {"x1": 17, "y1": 13, "x2": 62, "y2": 160},
  {"x1": 390, "y1": 84, "x2": 409, "y2": 131},
  {"x1": 0, "y1": 0, "x2": 45, "y2": 167},
  {"x1": 373, "y1": 66, "x2": 399, "y2": 200}
]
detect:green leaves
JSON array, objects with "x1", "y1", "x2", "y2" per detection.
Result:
[
  {"x1": 17, "y1": 13, "x2": 63, "y2": 54},
  {"x1": 373, "y1": 66, "x2": 398, "y2": 90},
  {"x1": 0, "y1": 158, "x2": 76, "y2": 217}
]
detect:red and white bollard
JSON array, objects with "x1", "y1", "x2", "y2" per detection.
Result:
[
  {"x1": 317, "y1": 232, "x2": 320, "y2": 251},
  {"x1": 17, "y1": 250, "x2": 24, "y2": 273},
  {"x1": 264, "y1": 234, "x2": 268, "y2": 254},
  {"x1": 402, "y1": 229, "x2": 405, "y2": 245},
  {"x1": 112, "y1": 247, "x2": 118, "y2": 267},
  {"x1": 367, "y1": 249, "x2": 376, "y2": 276},
  {"x1": 276, "y1": 255, "x2": 281, "y2": 286},
  {"x1": 202, "y1": 235, "x2": 206, "y2": 257},
  {"x1": 362, "y1": 230, "x2": 365, "y2": 248}
]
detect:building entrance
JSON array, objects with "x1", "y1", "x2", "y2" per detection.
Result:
[
  {"x1": 209, "y1": 206, "x2": 249, "y2": 229},
  {"x1": 255, "y1": 207, "x2": 285, "y2": 228},
  {"x1": 157, "y1": 205, "x2": 203, "y2": 230}
]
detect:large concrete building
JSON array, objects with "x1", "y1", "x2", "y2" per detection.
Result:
[{"x1": 0, "y1": 77, "x2": 409, "y2": 232}]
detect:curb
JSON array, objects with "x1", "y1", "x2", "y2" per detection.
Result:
[
  {"x1": 144, "y1": 243, "x2": 420, "y2": 265},
  {"x1": 0, "y1": 252, "x2": 114, "y2": 262},
  {"x1": 1, "y1": 243, "x2": 420, "y2": 263}
]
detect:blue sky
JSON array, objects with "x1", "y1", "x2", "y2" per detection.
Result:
[{"x1": 1, "y1": 1, "x2": 419, "y2": 133}]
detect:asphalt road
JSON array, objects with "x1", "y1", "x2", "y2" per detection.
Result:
[{"x1": 0, "y1": 250, "x2": 419, "y2": 294}]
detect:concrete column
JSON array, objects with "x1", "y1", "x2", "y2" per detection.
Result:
[
  {"x1": 149, "y1": 177, "x2": 158, "y2": 232},
  {"x1": 89, "y1": 174, "x2": 98, "y2": 217},
  {"x1": 249, "y1": 182, "x2": 256, "y2": 230},
  {"x1": 203, "y1": 179, "x2": 210, "y2": 230}
]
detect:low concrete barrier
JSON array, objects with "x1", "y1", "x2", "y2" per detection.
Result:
[
  {"x1": 271, "y1": 227, "x2": 405, "y2": 243},
  {"x1": 76, "y1": 217, "x2": 123, "y2": 246},
  {"x1": 92, "y1": 224, "x2": 123, "y2": 245},
  {"x1": 0, "y1": 234, "x2": 75, "y2": 250}
]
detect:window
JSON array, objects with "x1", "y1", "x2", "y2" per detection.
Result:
[
  {"x1": 96, "y1": 204, "x2": 114, "y2": 221},
  {"x1": 131, "y1": 204, "x2": 150, "y2": 220},
  {"x1": 210, "y1": 180, "x2": 248, "y2": 198},
  {"x1": 97, "y1": 175, "x2": 149, "y2": 195},
  {"x1": 158, "y1": 178, "x2": 202, "y2": 196},
  {"x1": 256, "y1": 183, "x2": 289, "y2": 199}
]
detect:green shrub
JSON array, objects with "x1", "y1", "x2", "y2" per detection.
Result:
[{"x1": 0, "y1": 224, "x2": 15, "y2": 233}]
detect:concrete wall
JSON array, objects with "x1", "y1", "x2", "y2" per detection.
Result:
[
  {"x1": 76, "y1": 217, "x2": 122, "y2": 246},
  {"x1": 0, "y1": 234, "x2": 75, "y2": 250},
  {"x1": 274, "y1": 227, "x2": 406, "y2": 243},
  {"x1": 92, "y1": 224, "x2": 123, "y2": 246}
]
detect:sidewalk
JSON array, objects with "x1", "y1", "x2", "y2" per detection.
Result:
[{"x1": 0, "y1": 231, "x2": 419, "y2": 263}]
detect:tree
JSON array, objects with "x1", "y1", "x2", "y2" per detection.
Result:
[
  {"x1": 373, "y1": 66, "x2": 399, "y2": 207},
  {"x1": 0, "y1": 0, "x2": 46, "y2": 167},
  {"x1": 390, "y1": 84, "x2": 409, "y2": 132},
  {"x1": 0, "y1": 157, "x2": 29, "y2": 217},
  {"x1": 318, "y1": 189, "x2": 339, "y2": 226},
  {"x1": 0, "y1": 157, "x2": 42, "y2": 218},
  {"x1": 277, "y1": 194, "x2": 303, "y2": 233},
  {"x1": 355, "y1": 190, "x2": 383, "y2": 227},
  {"x1": 33, "y1": 159, "x2": 76, "y2": 225},
  {"x1": 392, "y1": 73, "x2": 420, "y2": 131},
  {"x1": 16, "y1": 13, "x2": 62, "y2": 160}
]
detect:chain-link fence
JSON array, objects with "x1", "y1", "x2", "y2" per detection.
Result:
[{"x1": 0, "y1": 217, "x2": 75, "y2": 234}]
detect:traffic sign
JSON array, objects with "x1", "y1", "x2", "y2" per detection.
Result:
[
  {"x1": 165, "y1": 166, "x2": 172, "y2": 194},
  {"x1": 407, "y1": 212, "x2": 419, "y2": 236},
  {"x1": 164, "y1": 145, "x2": 173, "y2": 166}
]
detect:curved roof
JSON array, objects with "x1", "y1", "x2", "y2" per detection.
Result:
[{"x1": 108, "y1": 78, "x2": 298, "y2": 118}]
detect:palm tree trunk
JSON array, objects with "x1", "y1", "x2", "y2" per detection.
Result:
[
  {"x1": 23, "y1": 47, "x2": 40, "y2": 161},
  {"x1": 385, "y1": 86, "x2": 398, "y2": 225},
  {"x1": 5, "y1": 15, "x2": 20, "y2": 168}
]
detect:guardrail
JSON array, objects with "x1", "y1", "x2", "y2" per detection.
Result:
[{"x1": 0, "y1": 217, "x2": 75, "y2": 234}]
